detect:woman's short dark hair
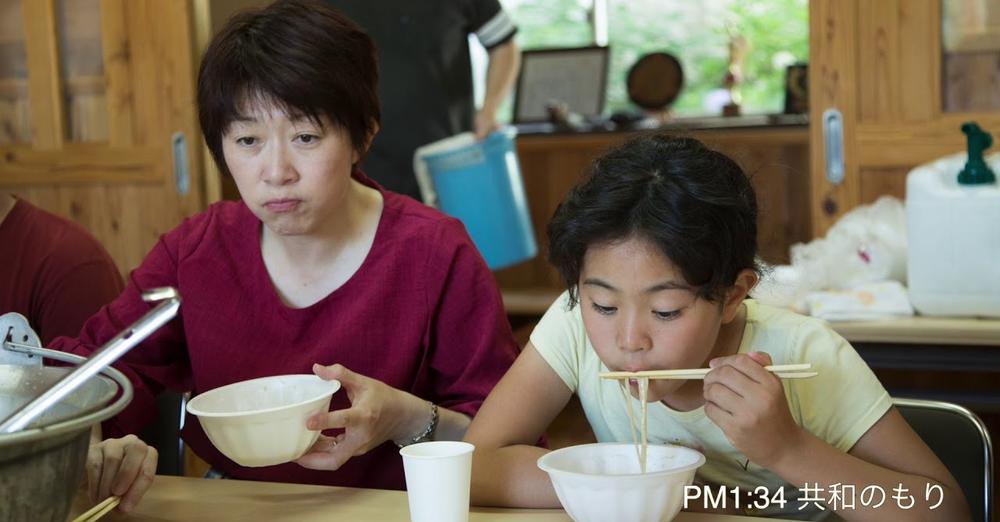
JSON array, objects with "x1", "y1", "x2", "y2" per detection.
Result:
[
  {"x1": 547, "y1": 134, "x2": 760, "y2": 306},
  {"x1": 197, "y1": 0, "x2": 380, "y2": 177}
]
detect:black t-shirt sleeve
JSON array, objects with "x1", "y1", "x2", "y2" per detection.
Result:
[{"x1": 465, "y1": 0, "x2": 518, "y2": 49}]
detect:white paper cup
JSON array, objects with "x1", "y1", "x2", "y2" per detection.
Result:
[{"x1": 400, "y1": 441, "x2": 475, "y2": 522}]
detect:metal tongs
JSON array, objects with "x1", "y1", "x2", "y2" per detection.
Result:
[{"x1": 0, "y1": 287, "x2": 181, "y2": 433}]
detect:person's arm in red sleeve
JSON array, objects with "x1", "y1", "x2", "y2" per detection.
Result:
[
  {"x1": 47, "y1": 217, "x2": 201, "y2": 513},
  {"x1": 47, "y1": 222, "x2": 195, "y2": 439},
  {"x1": 424, "y1": 219, "x2": 520, "y2": 428},
  {"x1": 34, "y1": 250, "x2": 125, "y2": 346}
]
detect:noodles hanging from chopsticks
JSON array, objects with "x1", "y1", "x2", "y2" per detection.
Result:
[{"x1": 617, "y1": 377, "x2": 650, "y2": 473}]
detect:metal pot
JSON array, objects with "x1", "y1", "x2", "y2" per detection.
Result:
[
  {"x1": 0, "y1": 289, "x2": 179, "y2": 521},
  {"x1": 0, "y1": 354, "x2": 132, "y2": 522}
]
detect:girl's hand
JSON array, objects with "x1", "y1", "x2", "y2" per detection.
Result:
[
  {"x1": 86, "y1": 434, "x2": 158, "y2": 513},
  {"x1": 295, "y1": 363, "x2": 428, "y2": 470},
  {"x1": 702, "y1": 352, "x2": 803, "y2": 467}
]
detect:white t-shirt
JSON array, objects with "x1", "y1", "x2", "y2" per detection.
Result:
[{"x1": 530, "y1": 293, "x2": 891, "y2": 520}]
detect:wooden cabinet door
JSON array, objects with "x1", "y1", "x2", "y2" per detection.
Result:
[
  {"x1": 0, "y1": 0, "x2": 203, "y2": 274},
  {"x1": 809, "y1": 0, "x2": 1000, "y2": 235}
]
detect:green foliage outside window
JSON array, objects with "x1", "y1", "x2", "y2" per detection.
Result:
[{"x1": 503, "y1": 0, "x2": 808, "y2": 117}]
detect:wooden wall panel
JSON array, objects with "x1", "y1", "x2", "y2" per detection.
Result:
[
  {"x1": 0, "y1": 144, "x2": 164, "y2": 184},
  {"x1": 0, "y1": 166, "x2": 190, "y2": 272},
  {"x1": 944, "y1": 52, "x2": 1000, "y2": 113},
  {"x1": 724, "y1": 142, "x2": 812, "y2": 265},
  {"x1": 811, "y1": 0, "x2": 942, "y2": 235},
  {"x1": 140, "y1": 0, "x2": 203, "y2": 221},
  {"x1": 100, "y1": 0, "x2": 135, "y2": 146},
  {"x1": 2, "y1": 0, "x2": 204, "y2": 277},
  {"x1": 809, "y1": 0, "x2": 861, "y2": 235},
  {"x1": 859, "y1": 167, "x2": 908, "y2": 205},
  {"x1": 12, "y1": 183, "x2": 186, "y2": 276},
  {"x1": 897, "y1": 0, "x2": 940, "y2": 122},
  {"x1": 21, "y1": 0, "x2": 64, "y2": 149},
  {"x1": 858, "y1": 0, "x2": 899, "y2": 123},
  {"x1": 123, "y1": 0, "x2": 154, "y2": 146}
]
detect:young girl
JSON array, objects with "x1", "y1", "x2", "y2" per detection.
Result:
[{"x1": 465, "y1": 135, "x2": 970, "y2": 521}]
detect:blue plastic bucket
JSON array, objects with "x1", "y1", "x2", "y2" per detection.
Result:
[{"x1": 420, "y1": 130, "x2": 537, "y2": 270}]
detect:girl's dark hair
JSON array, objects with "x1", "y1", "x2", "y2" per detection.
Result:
[
  {"x1": 547, "y1": 134, "x2": 760, "y2": 306},
  {"x1": 197, "y1": 0, "x2": 380, "y2": 177}
]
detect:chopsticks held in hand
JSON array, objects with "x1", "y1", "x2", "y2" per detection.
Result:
[
  {"x1": 600, "y1": 363, "x2": 817, "y2": 380},
  {"x1": 71, "y1": 496, "x2": 121, "y2": 522}
]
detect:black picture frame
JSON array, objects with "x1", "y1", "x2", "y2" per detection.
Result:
[
  {"x1": 783, "y1": 63, "x2": 809, "y2": 114},
  {"x1": 512, "y1": 46, "x2": 610, "y2": 123}
]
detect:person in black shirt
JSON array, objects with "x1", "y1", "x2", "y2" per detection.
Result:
[{"x1": 325, "y1": 0, "x2": 520, "y2": 200}]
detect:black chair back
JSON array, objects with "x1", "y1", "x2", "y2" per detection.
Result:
[
  {"x1": 895, "y1": 397, "x2": 993, "y2": 522},
  {"x1": 140, "y1": 391, "x2": 187, "y2": 476}
]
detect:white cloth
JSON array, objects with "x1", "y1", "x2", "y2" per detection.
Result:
[{"x1": 804, "y1": 281, "x2": 914, "y2": 321}]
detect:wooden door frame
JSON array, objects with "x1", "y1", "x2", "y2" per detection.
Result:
[
  {"x1": 2, "y1": 0, "x2": 203, "y2": 197},
  {"x1": 809, "y1": 0, "x2": 1000, "y2": 236}
]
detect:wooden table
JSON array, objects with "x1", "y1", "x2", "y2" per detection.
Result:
[
  {"x1": 829, "y1": 316, "x2": 1000, "y2": 413},
  {"x1": 70, "y1": 475, "x2": 783, "y2": 521},
  {"x1": 831, "y1": 316, "x2": 1000, "y2": 347}
]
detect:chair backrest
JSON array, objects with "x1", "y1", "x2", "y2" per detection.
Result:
[
  {"x1": 894, "y1": 397, "x2": 993, "y2": 522},
  {"x1": 139, "y1": 391, "x2": 187, "y2": 476}
]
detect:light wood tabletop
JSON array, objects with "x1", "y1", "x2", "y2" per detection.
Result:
[
  {"x1": 826, "y1": 316, "x2": 1000, "y2": 346},
  {"x1": 70, "y1": 475, "x2": 783, "y2": 521}
]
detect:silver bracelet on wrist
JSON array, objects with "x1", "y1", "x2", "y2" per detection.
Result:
[{"x1": 395, "y1": 401, "x2": 438, "y2": 448}]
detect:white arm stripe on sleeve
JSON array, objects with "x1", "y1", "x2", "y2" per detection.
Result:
[{"x1": 476, "y1": 11, "x2": 516, "y2": 48}]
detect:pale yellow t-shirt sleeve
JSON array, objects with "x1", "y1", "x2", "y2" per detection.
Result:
[
  {"x1": 529, "y1": 291, "x2": 586, "y2": 392},
  {"x1": 787, "y1": 322, "x2": 892, "y2": 453}
]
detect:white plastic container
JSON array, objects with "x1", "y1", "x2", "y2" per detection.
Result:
[{"x1": 907, "y1": 151, "x2": 1000, "y2": 317}]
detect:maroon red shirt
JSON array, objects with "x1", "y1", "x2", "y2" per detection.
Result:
[
  {"x1": 1, "y1": 198, "x2": 124, "y2": 345},
  {"x1": 51, "y1": 177, "x2": 518, "y2": 489}
]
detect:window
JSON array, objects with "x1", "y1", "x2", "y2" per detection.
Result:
[
  {"x1": 499, "y1": 0, "x2": 808, "y2": 118},
  {"x1": 504, "y1": 0, "x2": 593, "y2": 49}
]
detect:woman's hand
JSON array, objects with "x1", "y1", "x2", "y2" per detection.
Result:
[
  {"x1": 702, "y1": 351, "x2": 804, "y2": 468},
  {"x1": 474, "y1": 111, "x2": 499, "y2": 139},
  {"x1": 85, "y1": 434, "x2": 158, "y2": 513},
  {"x1": 295, "y1": 363, "x2": 429, "y2": 471}
]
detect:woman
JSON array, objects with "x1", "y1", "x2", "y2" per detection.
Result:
[{"x1": 59, "y1": 0, "x2": 519, "y2": 512}]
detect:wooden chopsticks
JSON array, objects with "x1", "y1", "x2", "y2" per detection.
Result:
[
  {"x1": 600, "y1": 363, "x2": 817, "y2": 380},
  {"x1": 71, "y1": 496, "x2": 120, "y2": 522}
]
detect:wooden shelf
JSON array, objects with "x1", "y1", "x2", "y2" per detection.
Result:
[{"x1": 502, "y1": 288, "x2": 561, "y2": 315}]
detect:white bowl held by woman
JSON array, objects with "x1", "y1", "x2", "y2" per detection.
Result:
[
  {"x1": 186, "y1": 374, "x2": 340, "y2": 467},
  {"x1": 537, "y1": 442, "x2": 705, "y2": 522}
]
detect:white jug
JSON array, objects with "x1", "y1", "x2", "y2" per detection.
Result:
[{"x1": 907, "y1": 125, "x2": 1000, "y2": 317}]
